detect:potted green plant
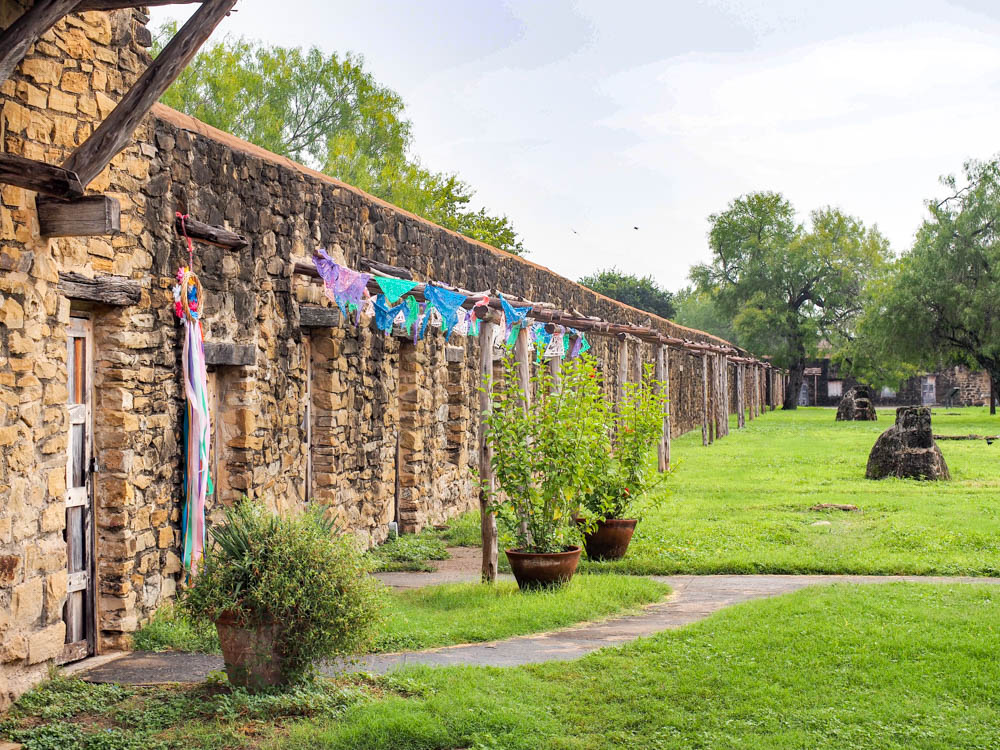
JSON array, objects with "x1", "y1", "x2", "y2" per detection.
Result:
[
  {"x1": 578, "y1": 363, "x2": 670, "y2": 561},
  {"x1": 181, "y1": 500, "x2": 385, "y2": 689},
  {"x1": 485, "y1": 353, "x2": 609, "y2": 589}
]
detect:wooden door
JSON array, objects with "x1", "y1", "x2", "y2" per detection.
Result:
[
  {"x1": 922, "y1": 376, "x2": 936, "y2": 406},
  {"x1": 60, "y1": 316, "x2": 95, "y2": 664}
]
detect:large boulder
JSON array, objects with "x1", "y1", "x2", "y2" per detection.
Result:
[
  {"x1": 836, "y1": 385, "x2": 877, "y2": 421},
  {"x1": 865, "y1": 407, "x2": 950, "y2": 480}
]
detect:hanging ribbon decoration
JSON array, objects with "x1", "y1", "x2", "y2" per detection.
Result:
[
  {"x1": 314, "y1": 250, "x2": 372, "y2": 324},
  {"x1": 422, "y1": 284, "x2": 468, "y2": 341},
  {"x1": 375, "y1": 275, "x2": 418, "y2": 305},
  {"x1": 174, "y1": 214, "x2": 212, "y2": 576},
  {"x1": 499, "y1": 294, "x2": 532, "y2": 348}
]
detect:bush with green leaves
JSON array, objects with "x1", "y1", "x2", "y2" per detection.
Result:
[
  {"x1": 582, "y1": 363, "x2": 670, "y2": 521},
  {"x1": 181, "y1": 501, "x2": 386, "y2": 683},
  {"x1": 485, "y1": 353, "x2": 610, "y2": 553}
]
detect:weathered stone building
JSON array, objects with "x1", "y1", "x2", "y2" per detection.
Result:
[
  {"x1": 0, "y1": 5, "x2": 777, "y2": 705},
  {"x1": 799, "y1": 358, "x2": 991, "y2": 409}
]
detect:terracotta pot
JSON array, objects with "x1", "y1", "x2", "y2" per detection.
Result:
[
  {"x1": 505, "y1": 546, "x2": 581, "y2": 590},
  {"x1": 215, "y1": 612, "x2": 284, "y2": 690},
  {"x1": 578, "y1": 518, "x2": 637, "y2": 561}
]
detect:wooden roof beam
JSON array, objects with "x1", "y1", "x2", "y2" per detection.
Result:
[
  {"x1": 62, "y1": 0, "x2": 237, "y2": 188},
  {"x1": 58, "y1": 272, "x2": 141, "y2": 306},
  {"x1": 0, "y1": 153, "x2": 84, "y2": 199},
  {"x1": 74, "y1": 0, "x2": 205, "y2": 9},
  {"x1": 175, "y1": 214, "x2": 247, "y2": 250}
]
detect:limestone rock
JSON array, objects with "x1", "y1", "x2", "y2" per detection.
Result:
[
  {"x1": 865, "y1": 407, "x2": 950, "y2": 480},
  {"x1": 836, "y1": 385, "x2": 877, "y2": 421}
]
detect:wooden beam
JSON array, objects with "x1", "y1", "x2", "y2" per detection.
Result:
[
  {"x1": 360, "y1": 256, "x2": 414, "y2": 280},
  {"x1": 175, "y1": 215, "x2": 247, "y2": 250},
  {"x1": 478, "y1": 321, "x2": 498, "y2": 583},
  {"x1": 74, "y1": 0, "x2": 204, "y2": 9},
  {"x1": 0, "y1": 0, "x2": 80, "y2": 87},
  {"x1": 0, "y1": 153, "x2": 83, "y2": 199},
  {"x1": 299, "y1": 304, "x2": 341, "y2": 328},
  {"x1": 204, "y1": 342, "x2": 254, "y2": 366},
  {"x1": 37, "y1": 195, "x2": 119, "y2": 237},
  {"x1": 62, "y1": 0, "x2": 237, "y2": 188},
  {"x1": 58, "y1": 272, "x2": 141, "y2": 306}
]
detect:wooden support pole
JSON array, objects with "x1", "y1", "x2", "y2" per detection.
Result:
[
  {"x1": 630, "y1": 340, "x2": 643, "y2": 384},
  {"x1": 701, "y1": 353, "x2": 710, "y2": 446},
  {"x1": 0, "y1": 153, "x2": 83, "y2": 199},
  {"x1": 63, "y1": 0, "x2": 237, "y2": 188},
  {"x1": 719, "y1": 354, "x2": 731, "y2": 437},
  {"x1": 655, "y1": 344, "x2": 671, "y2": 471},
  {"x1": 513, "y1": 326, "x2": 532, "y2": 543},
  {"x1": 478, "y1": 321, "x2": 498, "y2": 583},
  {"x1": 37, "y1": 195, "x2": 119, "y2": 237},
  {"x1": 0, "y1": 0, "x2": 80, "y2": 88},
  {"x1": 617, "y1": 335, "x2": 630, "y2": 403},
  {"x1": 548, "y1": 352, "x2": 562, "y2": 390},
  {"x1": 737, "y1": 364, "x2": 746, "y2": 428}
]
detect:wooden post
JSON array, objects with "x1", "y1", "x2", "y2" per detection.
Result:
[
  {"x1": 477, "y1": 322, "x2": 498, "y2": 583},
  {"x1": 617, "y1": 335, "x2": 630, "y2": 404},
  {"x1": 721, "y1": 355, "x2": 730, "y2": 437},
  {"x1": 63, "y1": 0, "x2": 238, "y2": 188},
  {"x1": 754, "y1": 367, "x2": 761, "y2": 418},
  {"x1": 655, "y1": 345, "x2": 671, "y2": 471},
  {"x1": 548, "y1": 353, "x2": 562, "y2": 390},
  {"x1": 701, "y1": 353, "x2": 710, "y2": 446},
  {"x1": 514, "y1": 327, "x2": 532, "y2": 543},
  {"x1": 0, "y1": 0, "x2": 81, "y2": 88},
  {"x1": 630, "y1": 341, "x2": 643, "y2": 384},
  {"x1": 738, "y1": 364, "x2": 746, "y2": 428}
]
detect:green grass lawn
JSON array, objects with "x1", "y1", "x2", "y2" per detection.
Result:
[
  {"x1": 576, "y1": 406, "x2": 1000, "y2": 576},
  {"x1": 7, "y1": 583, "x2": 1000, "y2": 749},
  {"x1": 133, "y1": 575, "x2": 670, "y2": 655}
]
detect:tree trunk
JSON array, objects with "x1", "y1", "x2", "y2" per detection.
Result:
[
  {"x1": 991, "y1": 376, "x2": 996, "y2": 416},
  {"x1": 783, "y1": 359, "x2": 805, "y2": 410}
]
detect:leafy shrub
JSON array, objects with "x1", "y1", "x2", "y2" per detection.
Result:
[
  {"x1": 581, "y1": 362, "x2": 670, "y2": 521},
  {"x1": 485, "y1": 354, "x2": 609, "y2": 553},
  {"x1": 181, "y1": 501, "x2": 386, "y2": 683}
]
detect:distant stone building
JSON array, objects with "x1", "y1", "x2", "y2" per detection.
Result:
[{"x1": 797, "y1": 359, "x2": 991, "y2": 409}]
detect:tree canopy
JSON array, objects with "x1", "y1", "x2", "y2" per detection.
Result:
[
  {"x1": 672, "y1": 286, "x2": 737, "y2": 343},
  {"x1": 691, "y1": 192, "x2": 891, "y2": 408},
  {"x1": 843, "y1": 157, "x2": 1000, "y2": 396},
  {"x1": 577, "y1": 268, "x2": 676, "y2": 320},
  {"x1": 155, "y1": 26, "x2": 524, "y2": 255}
]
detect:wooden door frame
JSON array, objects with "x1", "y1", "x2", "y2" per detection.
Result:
[{"x1": 60, "y1": 314, "x2": 98, "y2": 664}]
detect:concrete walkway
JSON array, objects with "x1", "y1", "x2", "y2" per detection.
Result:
[{"x1": 76, "y1": 573, "x2": 1000, "y2": 684}]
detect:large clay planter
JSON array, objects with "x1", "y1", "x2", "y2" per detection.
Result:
[
  {"x1": 505, "y1": 546, "x2": 581, "y2": 590},
  {"x1": 579, "y1": 518, "x2": 637, "y2": 561},
  {"x1": 215, "y1": 612, "x2": 284, "y2": 690}
]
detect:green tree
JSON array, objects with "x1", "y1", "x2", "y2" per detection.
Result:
[
  {"x1": 691, "y1": 192, "x2": 891, "y2": 408},
  {"x1": 844, "y1": 157, "x2": 1000, "y2": 408},
  {"x1": 672, "y1": 286, "x2": 737, "y2": 343},
  {"x1": 155, "y1": 26, "x2": 524, "y2": 255},
  {"x1": 578, "y1": 268, "x2": 675, "y2": 319}
]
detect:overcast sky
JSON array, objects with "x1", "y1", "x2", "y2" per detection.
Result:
[{"x1": 151, "y1": 0, "x2": 1000, "y2": 291}]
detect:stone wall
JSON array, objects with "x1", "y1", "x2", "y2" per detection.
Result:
[
  {"x1": 0, "y1": 3, "x2": 154, "y2": 706},
  {"x1": 0, "y1": 6, "x2": 769, "y2": 707}
]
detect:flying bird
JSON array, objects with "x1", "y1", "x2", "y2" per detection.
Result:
[{"x1": 633, "y1": 226, "x2": 639, "y2": 230}]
